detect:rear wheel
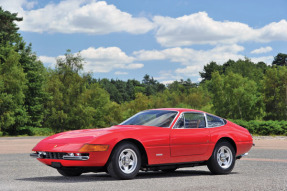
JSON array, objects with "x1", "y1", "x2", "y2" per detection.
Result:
[
  {"x1": 57, "y1": 169, "x2": 82, "y2": 176},
  {"x1": 207, "y1": 141, "x2": 235, "y2": 174},
  {"x1": 107, "y1": 142, "x2": 141, "y2": 179}
]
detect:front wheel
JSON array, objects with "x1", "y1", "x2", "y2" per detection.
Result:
[
  {"x1": 107, "y1": 142, "x2": 141, "y2": 179},
  {"x1": 57, "y1": 169, "x2": 82, "y2": 176},
  {"x1": 207, "y1": 141, "x2": 235, "y2": 174}
]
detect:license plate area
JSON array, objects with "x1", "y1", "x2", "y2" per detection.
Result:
[{"x1": 51, "y1": 162, "x2": 62, "y2": 168}]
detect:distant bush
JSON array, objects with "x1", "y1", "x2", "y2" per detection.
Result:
[
  {"x1": 230, "y1": 120, "x2": 287, "y2": 136},
  {"x1": 17, "y1": 126, "x2": 54, "y2": 136}
]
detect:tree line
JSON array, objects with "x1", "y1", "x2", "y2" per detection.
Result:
[{"x1": 1, "y1": 7, "x2": 287, "y2": 136}]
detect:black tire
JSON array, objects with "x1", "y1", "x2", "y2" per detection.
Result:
[
  {"x1": 57, "y1": 169, "x2": 82, "y2": 176},
  {"x1": 161, "y1": 168, "x2": 177, "y2": 173},
  {"x1": 107, "y1": 142, "x2": 141, "y2": 180},
  {"x1": 207, "y1": 141, "x2": 235, "y2": 175}
]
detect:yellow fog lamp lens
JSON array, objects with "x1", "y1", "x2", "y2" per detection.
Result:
[{"x1": 79, "y1": 144, "x2": 109, "y2": 152}]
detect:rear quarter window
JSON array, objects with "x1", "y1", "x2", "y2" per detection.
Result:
[{"x1": 206, "y1": 114, "x2": 226, "y2": 127}]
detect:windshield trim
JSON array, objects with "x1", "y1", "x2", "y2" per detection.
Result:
[{"x1": 119, "y1": 110, "x2": 179, "y2": 128}]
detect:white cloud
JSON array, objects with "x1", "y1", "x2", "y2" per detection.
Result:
[
  {"x1": 39, "y1": 47, "x2": 143, "y2": 73},
  {"x1": 135, "y1": 44, "x2": 274, "y2": 79},
  {"x1": 134, "y1": 49, "x2": 166, "y2": 60},
  {"x1": 134, "y1": 44, "x2": 246, "y2": 77},
  {"x1": 250, "y1": 56, "x2": 273, "y2": 64},
  {"x1": 25, "y1": 1, "x2": 37, "y2": 10},
  {"x1": 115, "y1": 71, "x2": 128, "y2": 75},
  {"x1": 38, "y1": 56, "x2": 57, "y2": 68},
  {"x1": 80, "y1": 47, "x2": 143, "y2": 73},
  {"x1": 154, "y1": 70, "x2": 183, "y2": 85},
  {"x1": 175, "y1": 65, "x2": 203, "y2": 76},
  {"x1": 135, "y1": 44, "x2": 244, "y2": 65},
  {"x1": 15, "y1": 0, "x2": 154, "y2": 34},
  {"x1": 0, "y1": 0, "x2": 26, "y2": 14},
  {"x1": 154, "y1": 12, "x2": 287, "y2": 47},
  {"x1": 258, "y1": 20, "x2": 287, "y2": 42},
  {"x1": 251, "y1": 46, "x2": 273, "y2": 54},
  {"x1": 160, "y1": 80, "x2": 175, "y2": 85}
]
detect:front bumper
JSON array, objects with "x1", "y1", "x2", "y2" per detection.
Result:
[
  {"x1": 30, "y1": 151, "x2": 111, "y2": 167},
  {"x1": 30, "y1": 152, "x2": 89, "y2": 161}
]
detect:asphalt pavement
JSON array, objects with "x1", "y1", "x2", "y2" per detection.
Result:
[{"x1": 0, "y1": 137, "x2": 286, "y2": 191}]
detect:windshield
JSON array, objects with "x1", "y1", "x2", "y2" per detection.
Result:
[{"x1": 120, "y1": 110, "x2": 178, "y2": 128}]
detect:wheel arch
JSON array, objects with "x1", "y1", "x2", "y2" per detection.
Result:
[
  {"x1": 107, "y1": 138, "x2": 148, "y2": 167},
  {"x1": 216, "y1": 137, "x2": 237, "y2": 154}
]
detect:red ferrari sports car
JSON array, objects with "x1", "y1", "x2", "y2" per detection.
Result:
[{"x1": 30, "y1": 108, "x2": 253, "y2": 179}]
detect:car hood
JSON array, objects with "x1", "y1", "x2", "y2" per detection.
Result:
[{"x1": 32, "y1": 125, "x2": 161, "y2": 152}]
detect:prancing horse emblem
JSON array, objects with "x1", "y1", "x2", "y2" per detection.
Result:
[{"x1": 54, "y1": 145, "x2": 57, "y2": 148}]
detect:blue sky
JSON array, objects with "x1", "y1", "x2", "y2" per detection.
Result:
[{"x1": 1, "y1": 0, "x2": 287, "y2": 83}]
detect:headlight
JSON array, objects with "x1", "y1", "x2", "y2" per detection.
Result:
[{"x1": 79, "y1": 144, "x2": 109, "y2": 152}]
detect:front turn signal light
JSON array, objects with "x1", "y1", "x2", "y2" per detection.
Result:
[{"x1": 79, "y1": 144, "x2": 109, "y2": 152}]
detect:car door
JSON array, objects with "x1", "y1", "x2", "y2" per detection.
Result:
[{"x1": 170, "y1": 112, "x2": 211, "y2": 157}]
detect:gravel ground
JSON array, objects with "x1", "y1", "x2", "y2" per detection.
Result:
[
  {"x1": 0, "y1": 136, "x2": 286, "y2": 191},
  {"x1": 253, "y1": 136, "x2": 287, "y2": 140}
]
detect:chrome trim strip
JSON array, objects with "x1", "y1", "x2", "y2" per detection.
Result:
[
  {"x1": 62, "y1": 156, "x2": 89, "y2": 160},
  {"x1": 30, "y1": 153, "x2": 39, "y2": 158},
  {"x1": 120, "y1": 109, "x2": 179, "y2": 129},
  {"x1": 204, "y1": 112, "x2": 208, "y2": 128},
  {"x1": 205, "y1": 113, "x2": 226, "y2": 128},
  {"x1": 172, "y1": 111, "x2": 207, "y2": 129}
]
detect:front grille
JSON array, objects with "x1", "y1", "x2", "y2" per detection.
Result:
[{"x1": 45, "y1": 152, "x2": 67, "y2": 159}]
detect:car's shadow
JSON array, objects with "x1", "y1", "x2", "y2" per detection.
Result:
[{"x1": 17, "y1": 170, "x2": 238, "y2": 183}]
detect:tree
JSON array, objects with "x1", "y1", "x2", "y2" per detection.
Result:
[
  {"x1": 43, "y1": 50, "x2": 117, "y2": 131},
  {"x1": 19, "y1": 43, "x2": 48, "y2": 127},
  {"x1": 264, "y1": 66, "x2": 287, "y2": 120},
  {"x1": 223, "y1": 58, "x2": 268, "y2": 84},
  {"x1": 0, "y1": 7, "x2": 22, "y2": 46},
  {"x1": 200, "y1": 61, "x2": 223, "y2": 82},
  {"x1": 209, "y1": 72, "x2": 264, "y2": 120},
  {"x1": 44, "y1": 50, "x2": 87, "y2": 131},
  {"x1": 272, "y1": 53, "x2": 287, "y2": 66},
  {"x1": 142, "y1": 74, "x2": 165, "y2": 96},
  {"x1": 0, "y1": 49, "x2": 28, "y2": 135},
  {"x1": 0, "y1": 7, "x2": 49, "y2": 135}
]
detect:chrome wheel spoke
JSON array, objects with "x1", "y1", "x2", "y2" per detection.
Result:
[
  {"x1": 217, "y1": 146, "x2": 233, "y2": 169},
  {"x1": 126, "y1": 152, "x2": 132, "y2": 158},
  {"x1": 118, "y1": 148, "x2": 138, "y2": 174},
  {"x1": 220, "y1": 148, "x2": 224, "y2": 154},
  {"x1": 218, "y1": 160, "x2": 223, "y2": 166},
  {"x1": 129, "y1": 160, "x2": 134, "y2": 166},
  {"x1": 225, "y1": 152, "x2": 230, "y2": 159}
]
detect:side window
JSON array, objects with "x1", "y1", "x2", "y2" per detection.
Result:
[
  {"x1": 175, "y1": 113, "x2": 206, "y2": 128},
  {"x1": 206, "y1": 114, "x2": 225, "y2": 127}
]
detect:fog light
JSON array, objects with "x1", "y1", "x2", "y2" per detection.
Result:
[
  {"x1": 37, "y1": 151, "x2": 46, "y2": 158},
  {"x1": 68, "y1": 153, "x2": 74, "y2": 156}
]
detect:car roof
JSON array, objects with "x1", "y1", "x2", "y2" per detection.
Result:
[{"x1": 149, "y1": 108, "x2": 204, "y2": 113}]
